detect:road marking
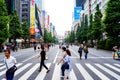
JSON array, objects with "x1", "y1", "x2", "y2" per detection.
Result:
[
  {"x1": 18, "y1": 63, "x2": 39, "y2": 80},
  {"x1": 22, "y1": 55, "x2": 37, "y2": 63},
  {"x1": 52, "y1": 64, "x2": 61, "y2": 80},
  {"x1": 0, "y1": 63, "x2": 4, "y2": 66},
  {"x1": 69, "y1": 48, "x2": 79, "y2": 57},
  {"x1": 69, "y1": 69, "x2": 77, "y2": 80},
  {"x1": 105, "y1": 64, "x2": 120, "y2": 72},
  {"x1": 95, "y1": 64, "x2": 120, "y2": 80},
  {"x1": 15, "y1": 63, "x2": 32, "y2": 76},
  {"x1": 0, "y1": 63, "x2": 22, "y2": 76},
  {"x1": 76, "y1": 64, "x2": 94, "y2": 80},
  {"x1": 86, "y1": 64, "x2": 110, "y2": 80},
  {"x1": 114, "y1": 64, "x2": 120, "y2": 68},
  {"x1": 35, "y1": 63, "x2": 51, "y2": 80},
  {"x1": 0, "y1": 65, "x2": 6, "y2": 70},
  {"x1": 60, "y1": 56, "x2": 112, "y2": 59},
  {"x1": 53, "y1": 49, "x2": 59, "y2": 63}
]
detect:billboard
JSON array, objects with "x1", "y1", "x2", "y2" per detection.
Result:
[
  {"x1": 30, "y1": 0, "x2": 35, "y2": 38},
  {"x1": 74, "y1": 7, "x2": 82, "y2": 21}
]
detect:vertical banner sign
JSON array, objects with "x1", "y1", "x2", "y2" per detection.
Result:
[{"x1": 30, "y1": 0, "x2": 35, "y2": 37}]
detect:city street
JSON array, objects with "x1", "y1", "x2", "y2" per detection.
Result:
[{"x1": 0, "y1": 45, "x2": 120, "y2": 80}]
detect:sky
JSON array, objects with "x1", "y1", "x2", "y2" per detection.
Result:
[{"x1": 44, "y1": 0, "x2": 74, "y2": 36}]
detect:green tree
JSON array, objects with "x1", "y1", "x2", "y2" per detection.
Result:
[
  {"x1": 92, "y1": 4, "x2": 102, "y2": 40},
  {"x1": 21, "y1": 21, "x2": 30, "y2": 39},
  {"x1": 9, "y1": 10, "x2": 22, "y2": 40},
  {"x1": 88, "y1": 14, "x2": 93, "y2": 40},
  {"x1": 0, "y1": 0, "x2": 9, "y2": 48},
  {"x1": 103, "y1": 0, "x2": 120, "y2": 45}
]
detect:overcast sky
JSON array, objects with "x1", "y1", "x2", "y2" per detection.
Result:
[{"x1": 44, "y1": 0, "x2": 74, "y2": 36}]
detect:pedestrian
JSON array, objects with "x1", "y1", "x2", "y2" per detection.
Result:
[
  {"x1": 112, "y1": 45, "x2": 118, "y2": 59},
  {"x1": 58, "y1": 47, "x2": 67, "y2": 78},
  {"x1": 63, "y1": 49, "x2": 72, "y2": 80},
  {"x1": 78, "y1": 44, "x2": 83, "y2": 59},
  {"x1": 83, "y1": 45, "x2": 89, "y2": 59},
  {"x1": 117, "y1": 47, "x2": 120, "y2": 58},
  {"x1": 4, "y1": 50, "x2": 17, "y2": 80},
  {"x1": 37, "y1": 45, "x2": 50, "y2": 73}
]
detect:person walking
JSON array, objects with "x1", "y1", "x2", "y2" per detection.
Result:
[
  {"x1": 78, "y1": 44, "x2": 83, "y2": 59},
  {"x1": 58, "y1": 47, "x2": 66, "y2": 78},
  {"x1": 37, "y1": 45, "x2": 50, "y2": 73},
  {"x1": 83, "y1": 45, "x2": 89, "y2": 59},
  {"x1": 64, "y1": 49, "x2": 72, "y2": 80},
  {"x1": 4, "y1": 50, "x2": 17, "y2": 80}
]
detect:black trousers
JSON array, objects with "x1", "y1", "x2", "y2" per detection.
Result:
[
  {"x1": 79, "y1": 51, "x2": 82, "y2": 59},
  {"x1": 39, "y1": 60, "x2": 48, "y2": 71},
  {"x1": 6, "y1": 70, "x2": 15, "y2": 80},
  {"x1": 61, "y1": 64, "x2": 65, "y2": 76}
]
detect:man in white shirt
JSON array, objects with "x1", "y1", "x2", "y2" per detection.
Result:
[{"x1": 4, "y1": 50, "x2": 17, "y2": 80}]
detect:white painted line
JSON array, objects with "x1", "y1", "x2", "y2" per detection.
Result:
[
  {"x1": 76, "y1": 64, "x2": 94, "y2": 80},
  {"x1": 86, "y1": 64, "x2": 110, "y2": 80},
  {"x1": 15, "y1": 63, "x2": 32, "y2": 76},
  {"x1": 22, "y1": 55, "x2": 36, "y2": 63},
  {"x1": 105, "y1": 64, "x2": 120, "y2": 72},
  {"x1": 35, "y1": 63, "x2": 51, "y2": 80},
  {"x1": 18, "y1": 63, "x2": 39, "y2": 80},
  {"x1": 52, "y1": 64, "x2": 61, "y2": 80},
  {"x1": 69, "y1": 48, "x2": 79, "y2": 57},
  {"x1": 95, "y1": 64, "x2": 120, "y2": 80},
  {"x1": 0, "y1": 65, "x2": 6, "y2": 70},
  {"x1": 53, "y1": 49, "x2": 59, "y2": 63},
  {"x1": 0, "y1": 63, "x2": 4, "y2": 66},
  {"x1": 114, "y1": 64, "x2": 120, "y2": 68},
  {"x1": 69, "y1": 69, "x2": 77, "y2": 80},
  {"x1": 0, "y1": 63, "x2": 22, "y2": 76}
]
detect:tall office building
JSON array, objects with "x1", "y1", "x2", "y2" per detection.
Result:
[
  {"x1": 20, "y1": 0, "x2": 30, "y2": 26},
  {"x1": 5, "y1": 0, "x2": 15, "y2": 14}
]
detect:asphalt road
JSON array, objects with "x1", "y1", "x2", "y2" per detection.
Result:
[{"x1": 0, "y1": 45, "x2": 120, "y2": 80}]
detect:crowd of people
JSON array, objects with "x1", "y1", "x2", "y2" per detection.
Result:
[{"x1": 4, "y1": 42, "x2": 120, "y2": 80}]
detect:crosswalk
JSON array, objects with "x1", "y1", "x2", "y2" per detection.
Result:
[{"x1": 0, "y1": 63, "x2": 120, "y2": 80}]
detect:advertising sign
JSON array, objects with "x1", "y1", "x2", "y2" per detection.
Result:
[
  {"x1": 30, "y1": 0, "x2": 35, "y2": 36},
  {"x1": 74, "y1": 7, "x2": 82, "y2": 21}
]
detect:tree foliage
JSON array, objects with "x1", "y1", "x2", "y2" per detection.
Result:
[
  {"x1": 21, "y1": 21, "x2": 30, "y2": 39},
  {"x1": 103, "y1": 0, "x2": 120, "y2": 42},
  {"x1": 43, "y1": 28, "x2": 57, "y2": 43},
  {"x1": 0, "y1": 0, "x2": 9, "y2": 45},
  {"x1": 92, "y1": 4, "x2": 102, "y2": 40},
  {"x1": 9, "y1": 10, "x2": 22, "y2": 39}
]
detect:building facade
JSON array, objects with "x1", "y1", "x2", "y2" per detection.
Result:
[
  {"x1": 83, "y1": 0, "x2": 109, "y2": 26},
  {"x1": 20, "y1": 0, "x2": 30, "y2": 26},
  {"x1": 5, "y1": 0, "x2": 15, "y2": 14}
]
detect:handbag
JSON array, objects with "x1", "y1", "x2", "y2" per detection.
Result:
[
  {"x1": 62, "y1": 62, "x2": 69, "y2": 69},
  {"x1": 8, "y1": 65, "x2": 17, "y2": 73}
]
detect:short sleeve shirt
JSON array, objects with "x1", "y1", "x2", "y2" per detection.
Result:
[{"x1": 4, "y1": 56, "x2": 17, "y2": 69}]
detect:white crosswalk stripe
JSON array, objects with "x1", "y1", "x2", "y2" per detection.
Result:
[
  {"x1": 0, "y1": 63, "x2": 22, "y2": 76},
  {"x1": 0, "y1": 63, "x2": 120, "y2": 80},
  {"x1": 0, "y1": 63, "x2": 4, "y2": 66},
  {"x1": 15, "y1": 63, "x2": 32, "y2": 76},
  {"x1": 95, "y1": 64, "x2": 120, "y2": 80},
  {"x1": 35, "y1": 63, "x2": 51, "y2": 80},
  {"x1": 86, "y1": 64, "x2": 110, "y2": 80},
  {"x1": 114, "y1": 64, "x2": 120, "y2": 68},
  {"x1": 52, "y1": 64, "x2": 61, "y2": 80},
  {"x1": 105, "y1": 64, "x2": 120, "y2": 72},
  {"x1": 76, "y1": 63, "x2": 94, "y2": 80},
  {"x1": 18, "y1": 63, "x2": 39, "y2": 80},
  {"x1": 0, "y1": 65, "x2": 6, "y2": 70}
]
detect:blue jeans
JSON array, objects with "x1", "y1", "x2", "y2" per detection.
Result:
[
  {"x1": 85, "y1": 52, "x2": 88, "y2": 59},
  {"x1": 6, "y1": 70, "x2": 14, "y2": 80}
]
